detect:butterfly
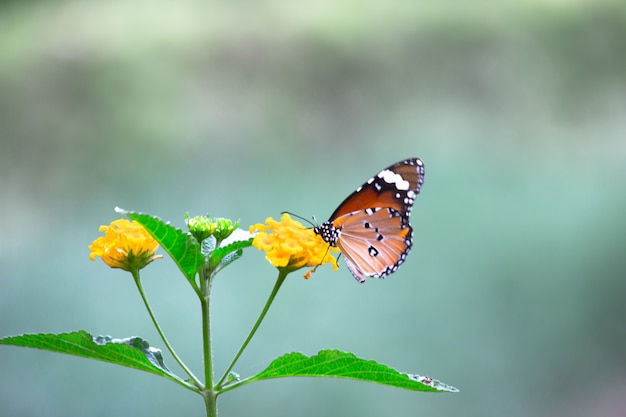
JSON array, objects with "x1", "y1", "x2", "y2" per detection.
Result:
[{"x1": 314, "y1": 158, "x2": 425, "y2": 283}]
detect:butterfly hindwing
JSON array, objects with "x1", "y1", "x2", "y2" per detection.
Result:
[
  {"x1": 314, "y1": 158, "x2": 425, "y2": 283},
  {"x1": 333, "y1": 207, "x2": 413, "y2": 283}
]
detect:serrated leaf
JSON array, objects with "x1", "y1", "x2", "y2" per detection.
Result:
[
  {"x1": 216, "y1": 249, "x2": 243, "y2": 272},
  {"x1": 201, "y1": 236, "x2": 216, "y2": 257},
  {"x1": 118, "y1": 208, "x2": 204, "y2": 283},
  {"x1": 245, "y1": 350, "x2": 458, "y2": 393},
  {"x1": 211, "y1": 238, "x2": 253, "y2": 270},
  {"x1": 0, "y1": 331, "x2": 186, "y2": 386}
]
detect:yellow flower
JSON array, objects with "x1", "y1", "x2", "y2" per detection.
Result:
[
  {"x1": 89, "y1": 219, "x2": 163, "y2": 272},
  {"x1": 249, "y1": 213, "x2": 339, "y2": 277}
]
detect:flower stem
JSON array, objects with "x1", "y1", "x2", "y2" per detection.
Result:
[
  {"x1": 202, "y1": 389, "x2": 217, "y2": 417},
  {"x1": 216, "y1": 269, "x2": 289, "y2": 390},
  {"x1": 200, "y1": 266, "x2": 217, "y2": 417},
  {"x1": 131, "y1": 270, "x2": 203, "y2": 389},
  {"x1": 200, "y1": 279, "x2": 213, "y2": 386}
]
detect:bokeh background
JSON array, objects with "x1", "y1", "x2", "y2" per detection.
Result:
[{"x1": 1, "y1": 1, "x2": 625, "y2": 416}]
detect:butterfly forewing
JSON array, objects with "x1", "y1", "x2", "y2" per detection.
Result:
[{"x1": 328, "y1": 158, "x2": 424, "y2": 221}]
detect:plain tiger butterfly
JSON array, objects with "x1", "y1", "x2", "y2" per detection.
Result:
[{"x1": 314, "y1": 158, "x2": 425, "y2": 283}]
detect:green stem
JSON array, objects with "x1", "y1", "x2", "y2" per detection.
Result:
[
  {"x1": 200, "y1": 266, "x2": 217, "y2": 417},
  {"x1": 201, "y1": 284, "x2": 213, "y2": 388},
  {"x1": 203, "y1": 389, "x2": 217, "y2": 417},
  {"x1": 132, "y1": 270, "x2": 203, "y2": 389},
  {"x1": 216, "y1": 269, "x2": 289, "y2": 390}
]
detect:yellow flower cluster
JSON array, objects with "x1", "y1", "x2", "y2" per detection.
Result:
[
  {"x1": 89, "y1": 219, "x2": 163, "y2": 272},
  {"x1": 249, "y1": 213, "x2": 339, "y2": 277}
]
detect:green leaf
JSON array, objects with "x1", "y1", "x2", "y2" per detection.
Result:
[
  {"x1": 118, "y1": 208, "x2": 204, "y2": 283},
  {"x1": 201, "y1": 236, "x2": 217, "y2": 257},
  {"x1": 0, "y1": 331, "x2": 187, "y2": 386},
  {"x1": 211, "y1": 237, "x2": 253, "y2": 271},
  {"x1": 240, "y1": 350, "x2": 458, "y2": 393},
  {"x1": 216, "y1": 249, "x2": 242, "y2": 272}
]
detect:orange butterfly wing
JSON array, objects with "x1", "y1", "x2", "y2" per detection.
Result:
[
  {"x1": 328, "y1": 158, "x2": 424, "y2": 220},
  {"x1": 333, "y1": 207, "x2": 413, "y2": 282},
  {"x1": 315, "y1": 158, "x2": 425, "y2": 283}
]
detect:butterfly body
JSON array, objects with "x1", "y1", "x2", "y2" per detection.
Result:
[{"x1": 314, "y1": 158, "x2": 424, "y2": 283}]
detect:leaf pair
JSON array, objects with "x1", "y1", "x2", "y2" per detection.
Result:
[{"x1": 0, "y1": 331, "x2": 458, "y2": 393}]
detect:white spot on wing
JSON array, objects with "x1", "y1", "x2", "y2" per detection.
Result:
[{"x1": 378, "y1": 169, "x2": 409, "y2": 190}]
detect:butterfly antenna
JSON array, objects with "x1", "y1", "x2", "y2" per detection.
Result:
[{"x1": 280, "y1": 211, "x2": 317, "y2": 228}]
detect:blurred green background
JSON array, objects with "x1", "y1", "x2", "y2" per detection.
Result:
[{"x1": 1, "y1": 1, "x2": 625, "y2": 416}]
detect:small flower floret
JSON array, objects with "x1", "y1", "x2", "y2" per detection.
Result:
[
  {"x1": 212, "y1": 217, "x2": 240, "y2": 241},
  {"x1": 186, "y1": 214, "x2": 216, "y2": 242}
]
